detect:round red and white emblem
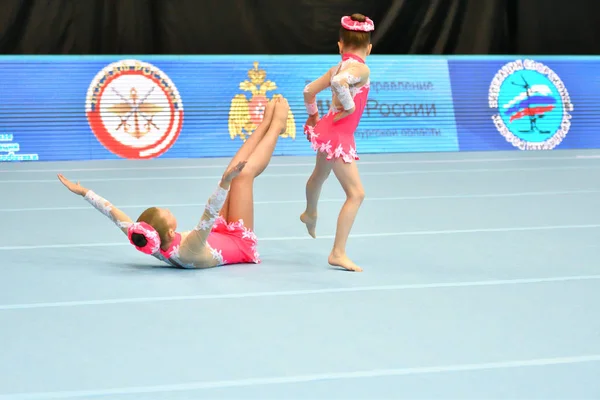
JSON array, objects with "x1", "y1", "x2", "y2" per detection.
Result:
[{"x1": 85, "y1": 59, "x2": 184, "y2": 159}]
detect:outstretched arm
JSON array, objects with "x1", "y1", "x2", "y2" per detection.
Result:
[
  {"x1": 180, "y1": 162, "x2": 246, "y2": 256},
  {"x1": 180, "y1": 181, "x2": 230, "y2": 257},
  {"x1": 57, "y1": 174, "x2": 133, "y2": 234}
]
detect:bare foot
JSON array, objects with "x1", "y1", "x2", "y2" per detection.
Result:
[
  {"x1": 274, "y1": 97, "x2": 290, "y2": 120},
  {"x1": 262, "y1": 97, "x2": 277, "y2": 122},
  {"x1": 271, "y1": 97, "x2": 289, "y2": 134},
  {"x1": 328, "y1": 252, "x2": 363, "y2": 272},
  {"x1": 300, "y1": 212, "x2": 317, "y2": 238}
]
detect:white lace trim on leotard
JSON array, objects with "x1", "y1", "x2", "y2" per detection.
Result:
[
  {"x1": 331, "y1": 71, "x2": 361, "y2": 111},
  {"x1": 194, "y1": 184, "x2": 228, "y2": 232},
  {"x1": 84, "y1": 190, "x2": 130, "y2": 229}
]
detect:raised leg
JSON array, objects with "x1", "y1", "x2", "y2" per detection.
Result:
[
  {"x1": 225, "y1": 98, "x2": 290, "y2": 230},
  {"x1": 227, "y1": 98, "x2": 277, "y2": 169},
  {"x1": 300, "y1": 152, "x2": 333, "y2": 238},
  {"x1": 220, "y1": 99, "x2": 277, "y2": 219},
  {"x1": 328, "y1": 159, "x2": 365, "y2": 272}
]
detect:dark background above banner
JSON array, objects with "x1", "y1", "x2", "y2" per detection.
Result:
[{"x1": 0, "y1": 0, "x2": 598, "y2": 55}]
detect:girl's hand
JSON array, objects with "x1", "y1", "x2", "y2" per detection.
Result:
[
  {"x1": 306, "y1": 113, "x2": 319, "y2": 127},
  {"x1": 305, "y1": 114, "x2": 320, "y2": 141},
  {"x1": 57, "y1": 174, "x2": 88, "y2": 196},
  {"x1": 333, "y1": 107, "x2": 355, "y2": 122},
  {"x1": 222, "y1": 161, "x2": 247, "y2": 184}
]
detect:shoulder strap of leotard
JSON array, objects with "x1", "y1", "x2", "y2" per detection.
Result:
[{"x1": 334, "y1": 53, "x2": 365, "y2": 77}]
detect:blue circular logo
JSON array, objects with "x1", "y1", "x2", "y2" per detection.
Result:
[{"x1": 489, "y1": 60, "x2": 573, "y2": 150}]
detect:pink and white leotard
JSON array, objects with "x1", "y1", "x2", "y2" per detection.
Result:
[
  {"x1": 154, "y1": 216, "x2": 260, "y2": 269},
  {"x1": 83, "y1": 182, "x2": 260, "y2": 269},
  {"x1": 304, "y1": 53, "x2": 371, "y2": 163}
]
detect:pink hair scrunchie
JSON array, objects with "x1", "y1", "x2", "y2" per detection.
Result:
[
  {"x1": 341, "y1": 16, "x2": 375, "y2": 32},
  {"x1": 127, "y1": 222, "x2": 161, "y2": 255}
]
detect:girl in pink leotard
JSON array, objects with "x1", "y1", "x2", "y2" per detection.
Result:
[
  {"x1": 300, "y1": 13, "x2": 374, "y2": 272},
  {"x1": 57, "y1": 98, "x2": 291, "y2": 269}
]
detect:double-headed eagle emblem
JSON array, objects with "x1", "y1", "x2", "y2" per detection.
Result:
[{"x1": 228, "y1": 62, "x2": 296, "y2": 141}]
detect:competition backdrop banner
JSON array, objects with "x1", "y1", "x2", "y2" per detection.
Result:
[
  {"x1": 1, "y1": 55, "x2": 598, "y2": 162},
  {"x1": 0, "y1": 55, "x2": 456, "y2": 162},
  {"x1": 447, "y1": 56, "x2": 600, "y2": 151}
]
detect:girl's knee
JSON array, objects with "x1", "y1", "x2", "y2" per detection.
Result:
[
  {"x1": 236, "y1": 167, "x2": 256, "y2": 182},
  {"x1": 348, "y1": 187, "x2": 365, "y2": 203}
]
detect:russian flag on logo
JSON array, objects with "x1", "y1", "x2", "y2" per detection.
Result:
[{"x1": 502, "y1": 84, "x2": 557, "y2": 122}]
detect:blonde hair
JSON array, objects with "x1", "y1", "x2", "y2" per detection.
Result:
[{"x1": 132, "y1": 207, "x2": 171, "y2": 245}]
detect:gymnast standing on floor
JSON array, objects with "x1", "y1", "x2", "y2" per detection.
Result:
[
  {"x1": 300, "y1": 13, "x2": 375, "y2": 272},
  {"x1": 57, "y1": 97, "x2": 290, "y2": 269}
]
